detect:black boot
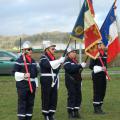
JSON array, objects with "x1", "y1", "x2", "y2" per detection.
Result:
[
  {"x1": 49, "y1": 115, "x2": 55, "y2": 120},
  {"x1": 44, "y1": 116, "x2": 49, "y2": 120},
  {"x1": 68, "y1": 109, "x2": 74, "y2": 119},
  {"x1": 26, "y1": 116, "x2": 32, "y2": 120},
  {"x1": 94, "y1": 106, "x2": 105, "y2": 114},
  {"x1": 18, "y1": 116, "x2": 26, "y2": 120},
  {"x1": 74, "y1": 109, "x2": 81, "y2": 118},
  {"x1": 99, "y1": 106, "x2": 106, "y2": 114}
]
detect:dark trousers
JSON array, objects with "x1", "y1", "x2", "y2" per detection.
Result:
[
  {"x1": 65, "y1": 77, "x2": 82, "y2": 110},
  {"x1": 16, "y1": 82, "x2": 36, "y2": 120},
  {"x1": 92, "y1": 72, "x2": 106, "y2": 107},
  {"x1": 40, "y1": 76, "x2": 58, "y2": 116}
]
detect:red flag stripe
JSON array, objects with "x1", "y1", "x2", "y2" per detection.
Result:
[
  {"x1": 107, "y1": 37, "x2": 120, "y2": 63},
  {"x1": 85, "y1": 24, "x2": 101, "y2": 48}
]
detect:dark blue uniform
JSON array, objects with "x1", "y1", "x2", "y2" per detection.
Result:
[
  {"x1": 39, "y1": 53, "x2": 58, "y2": 119},
  {"x1": 13, "y1": 55, "x2": 38, "y2": 120},
  {"x1": 89, "y1": 52, "x2": 107, "y2": 113},
  {"x1": 64, "y1": 57, "x2": 83, "y2": 117}
]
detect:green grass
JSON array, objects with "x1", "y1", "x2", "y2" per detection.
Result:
[{"x1": 0, "y1": 74, "x2": 120, "y2": 120}]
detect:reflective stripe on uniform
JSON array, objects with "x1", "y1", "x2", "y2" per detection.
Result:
[
  {"x1": 42, "y1": 110, "x2": 49, "y2": 113},
  {"x1": 26, "y1": 114, "x2": 32, "y2": 116},
  {"x1": 40, "y1": 58, "x2": 47, "y2": 61},
  {"x1": 42, "y1": 110, "x2": 56, "y2": 113},
  {"x1": 74, "y1": 107, "x2": 80, "y2": 109},
  {"x1": 63, "y1": 62, "x2": 75, "y2": 66},
  {"x1": 15, "y1": 62, "x2": 36, "y2": 66},
  {"x1": 41, "y1": 73, "x2": 56, "y2": 76},
  {"x1": 17, "y1": 114, "x2": 26, "y2": 117},
  {"x1": 15, "y1": 76, "x2": 36, "y2": 82},
  {"x1": 63, "y1": 62, "x2": 71, "y2": 66},
  {"x1": 93, "y1": 102, "x2": 101, "y2": 104},
  {"x1": 67, "y1": 107, "x2": 74, "y2": 110},
  {"x1": 49, "y1": 110, "x2": 56, "y2": 113}
]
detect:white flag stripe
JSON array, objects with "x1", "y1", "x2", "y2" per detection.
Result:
[{"x1": 109, "y1": 21, "x2": 118, "y2": 45}]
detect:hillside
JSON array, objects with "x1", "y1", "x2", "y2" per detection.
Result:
[
  {"x1": 0, "y1": 31, "x2": 69, "y2": 50},
  {"x1": 0, "y1": 31, "x2": 120, "y2": 50}
]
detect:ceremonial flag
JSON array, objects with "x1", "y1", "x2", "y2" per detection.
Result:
[
  {"x1": 84, "y1": 0, "x2": 102, "y2": 59},
  {"x1": 70, "y1": 0, "x2": 95, "y2": 41},
  {"x1": 87, "y1": 0, "x2": 95, "y2": 16},
  {"x1": 100, "y1": 1, "x2": 120, "y2": 63},
  {"x1": 70, "y1": 1, "x2": 85, "y2": 41}
]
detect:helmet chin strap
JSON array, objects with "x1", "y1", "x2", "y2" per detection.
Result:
[
  {"x1": 22, "y1": 49, "x2": 29, "y2": 54},
  {"x1": 25, "y1": 50, "x2": 29, "y2": 53},
  {"x1": 48, "y1": 49, "x2": 52, "y2": 53},
  {"x1": 46, "y1": 48, "x2": 53, "y2": 55}
]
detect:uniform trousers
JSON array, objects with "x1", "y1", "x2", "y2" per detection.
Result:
[
  {"x1": 16, "y1": 81, "x2": 36, "y2": 120},
  {"x1": 92, "y1": 72, "x2": 106, "y2": 107},
  {"x1": 40, "y1": 76, "x2": 58, "y2": 117}
]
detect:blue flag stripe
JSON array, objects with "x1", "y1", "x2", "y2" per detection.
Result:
[{"x1": 100, "y1": 3, "x2": 116, "y2": 46}]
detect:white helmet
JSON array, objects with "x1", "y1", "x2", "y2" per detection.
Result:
[
  {"x1": 67, "y1": 47, "x2": 77, "y2": 54},
  {"x1": 43, "y1": 41, "x2": 56, "y2": 50},
  {"x1": 22, "y1": 41, "x2": 32, "y2": 49}
]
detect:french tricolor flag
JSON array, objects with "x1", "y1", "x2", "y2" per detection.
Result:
[{"x1": 100, "y1": 2, "x2": 120, "y2": 63}]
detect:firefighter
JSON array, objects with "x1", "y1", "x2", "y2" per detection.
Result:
[
  {"x1": 13, "y1": 41, "x2": 38, "y2": 120},
  {"x1": 89, "y1": 41, "x2": 107, "y2": 114},
  {"x1": 39, "y1": 41, "x2": 65, "y2": 120},
  {"x1": 63, "y1": 47, "x2": 86, "y2": 119}
]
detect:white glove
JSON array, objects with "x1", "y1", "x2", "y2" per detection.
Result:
[
  {"x1": 50, "y1": 57, "x2": 65, "y2": 69},
  {"x1": 15, "y1": 72, "x2": 24, "y2": 81},
  {"x1": 58, "y1": 57, "x2": 65, "y2": 63},
  {"x1": 93, "y1": 66, "x2": 104, "y2": 73},
  {"x1": 106, "y1": 76, "x2": 108, "y2": 80},
  {"x1": 81, "y1": 62, "x2": 86, "y2": 68},
  {"x1": 35, "y1": 77, "x2": 39, "y2": 87}
]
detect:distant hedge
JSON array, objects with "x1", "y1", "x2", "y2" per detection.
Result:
[{"x1": 32, "y1": 50, "x2": 120, "y2": 67}]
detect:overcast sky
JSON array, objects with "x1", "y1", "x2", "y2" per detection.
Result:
[{"x1": 0, "y1": 0, "x2": 120, "y2": 36}]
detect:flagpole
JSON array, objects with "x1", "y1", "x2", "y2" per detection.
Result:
[
  {"x1": 75, "y1": 40, "x2": 76, "y2": 49},
  {"x1": 51, "y1": 37, "x2": 72, "y2": 87},
  {"x1": 22, "y1": 53, "x2": 33, "y2": 93},
  {"x1": 99, "y1": 56, "x2": 111, "y2": 81},
  {"x1": 79, "y1": 0, "x2": 82, "y2": 63},
  {"x1": 114, "y1": 0, "x2": 117, "y2": 5},
  {"x1": 20, "y1": 37, "x2": 22, "y2": 52},
  {"x1": 114, "y1": 0, "x2": 117, "y2": 11}
]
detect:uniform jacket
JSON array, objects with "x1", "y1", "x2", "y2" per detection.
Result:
[
  {"x1": 89, "y1": 51, "x2": 107, "y2": 74},
  {"x1": 39, "y1": 53, "x2": 58, "y2": 81},
  {"x1": 64, "y1": 57, "x2": 83, "y2": 81},
  {"x1": 13, "y1": 54, "x2": 38, "y2": 88}
]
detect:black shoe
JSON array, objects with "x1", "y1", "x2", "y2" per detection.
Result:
[
  {"x1": 74, "y1": 110, "x2": 81, "y2": 118},
  {"x1": 98, "y1": 108, "x2": 106, "y2": 114},
  {"x1": 18, "y1": 117, "x2": 26, "y2": 120},
  {"x1": 26, "y1": 116, "x2": 32, "y2": 120},
  {"x1": 94, "y1": 107, "x2": 105, "y2": 115},
  {"x1": 44, "y1": 116, "x2": 49, "y2": 120},
  {"x1": 49, "y1": 115, "x2": 55, "y2": 120},
  {"x1": 68, "y1": 112, "x2": 75, "y2": 119}
]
